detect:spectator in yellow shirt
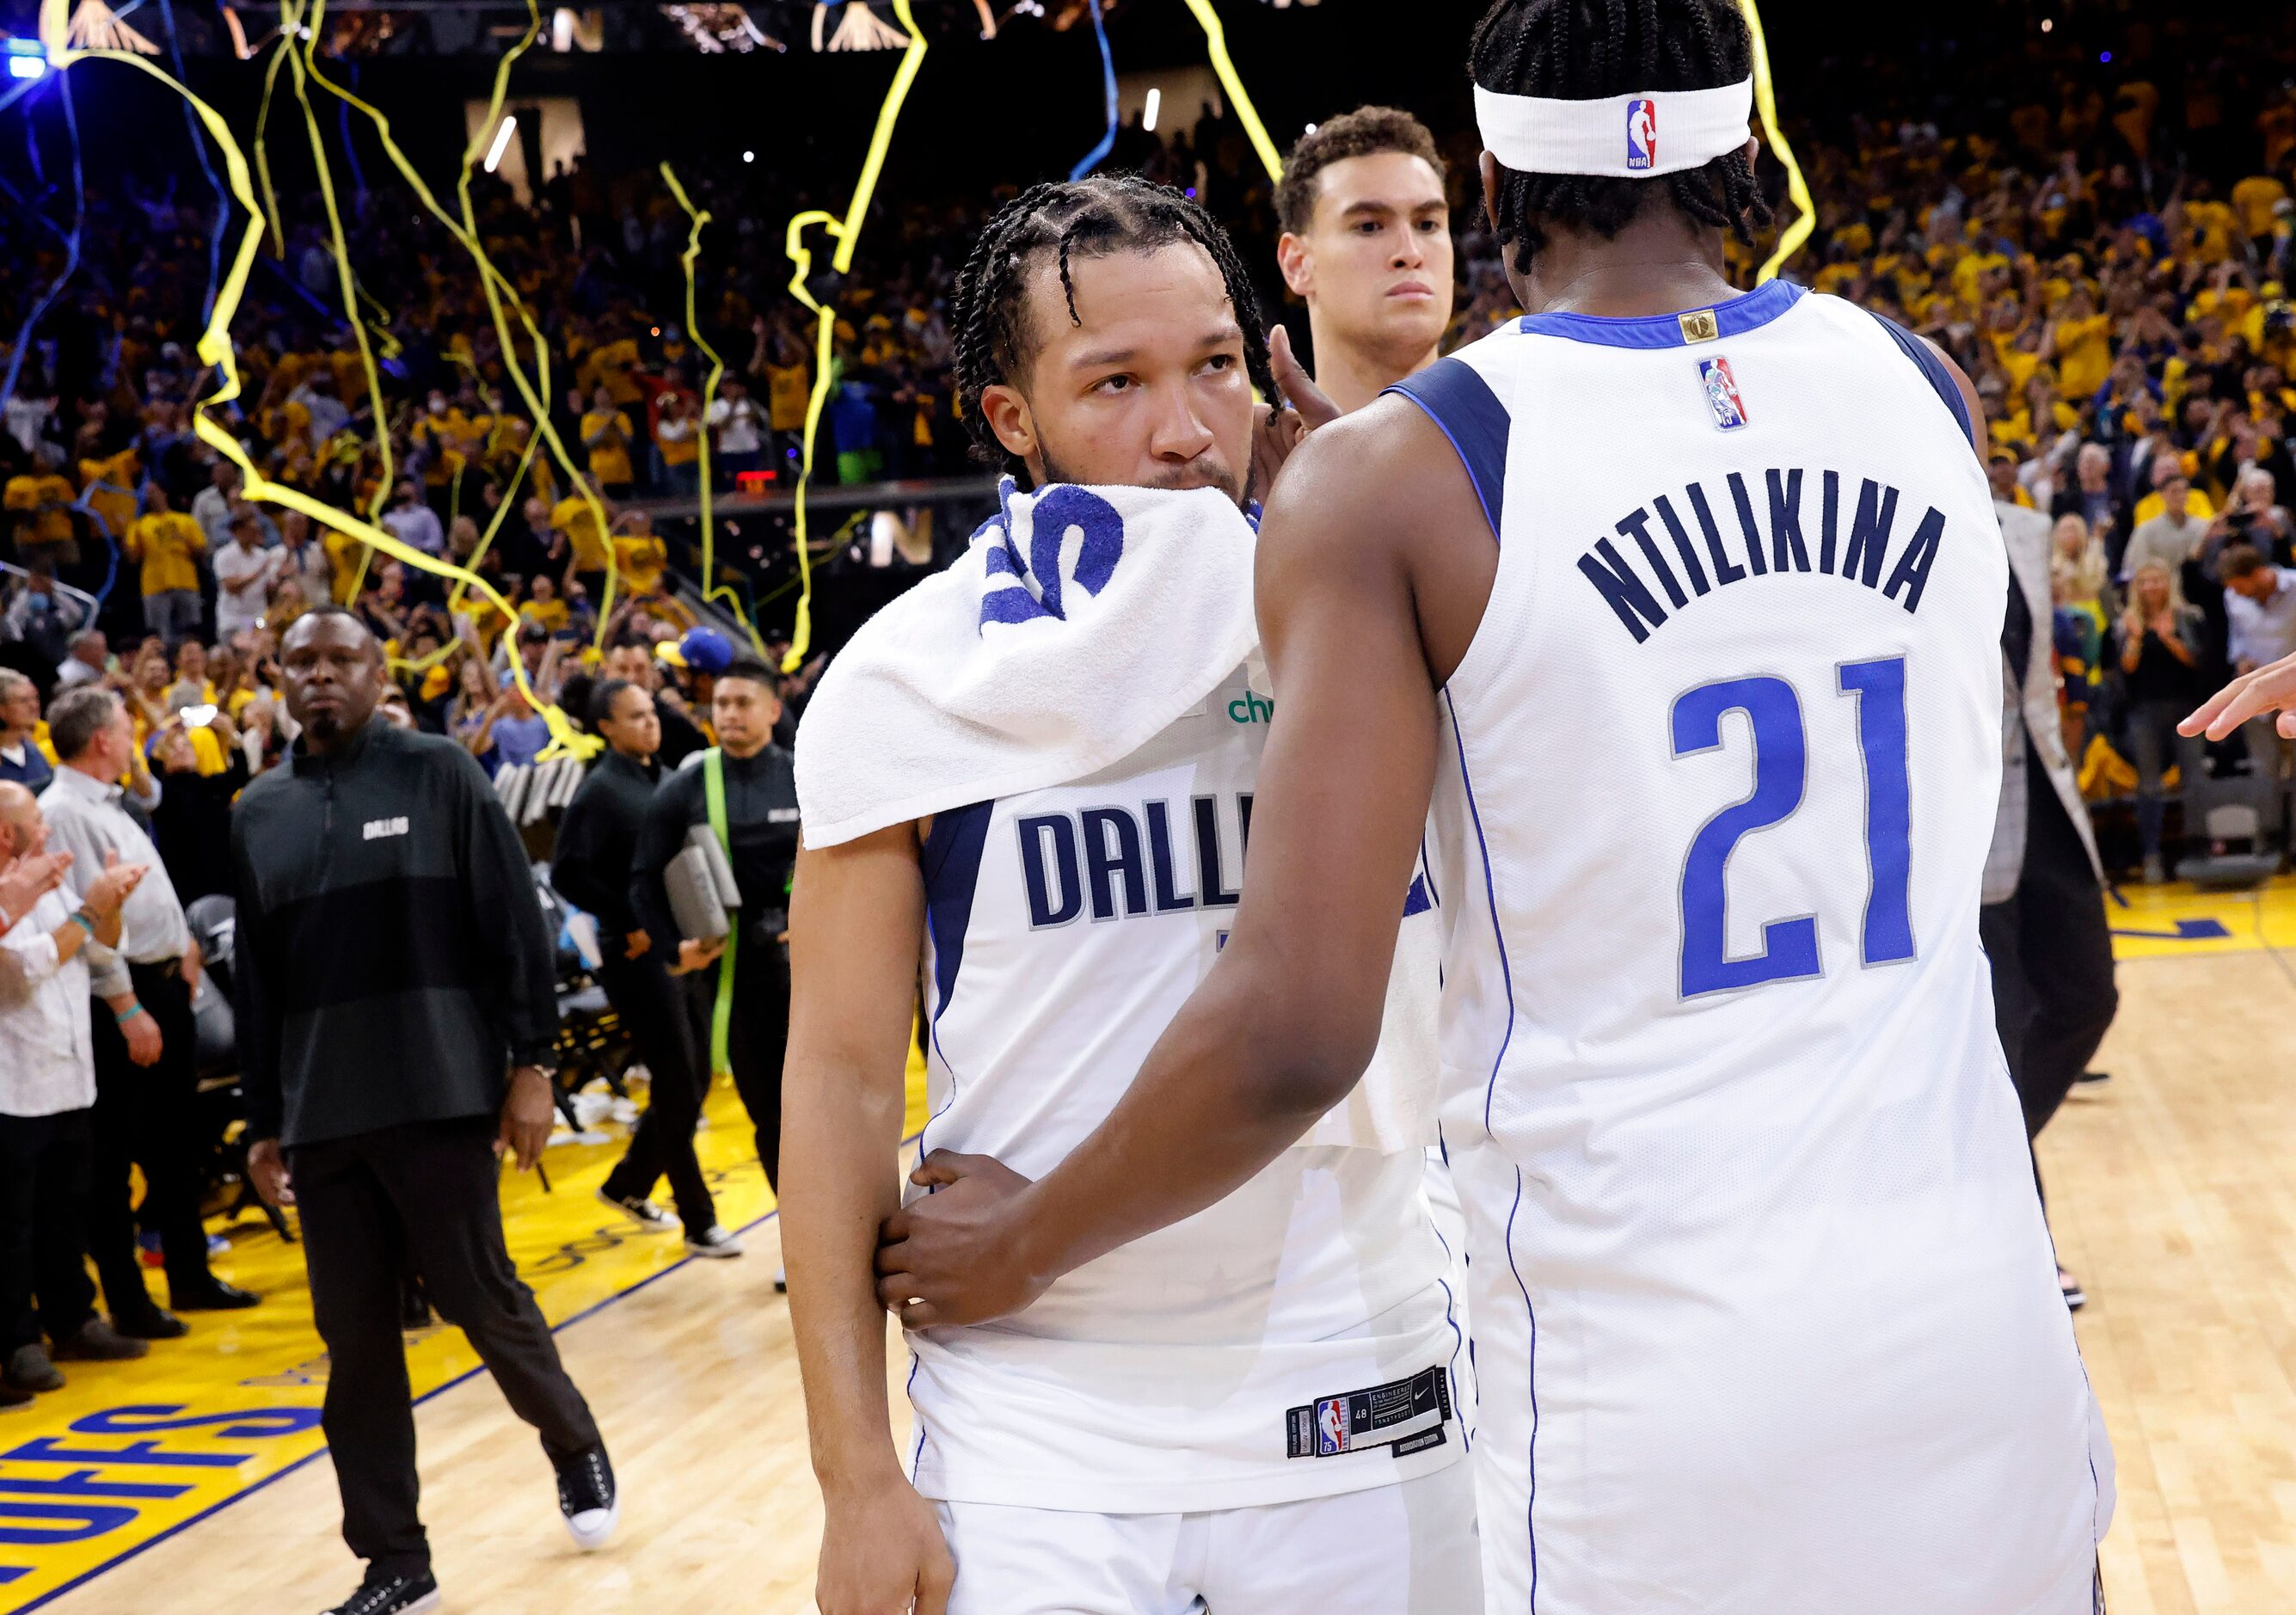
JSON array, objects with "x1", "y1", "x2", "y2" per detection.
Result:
[
  {"x1": 2048, "y1": 290, "x2": 2114, "y2": 402},
  {"x1": 611, "y1": 513, "x2": 668, "y2": 598},
  {"x1": 77, "y1": 445, "x2": 138, "y2": 551},
  {"x1": 2232, "y1": 173, "x2": 2289, "y2": 240},
  {"x1": 654, "y1": 391, "x2": 703, "y2": 498},
  {"x1": 550, "y1": 492, "x2": 611, "y2": 579},
  {"x1": 580, "y1": 387, "x2": 636, "y2": 498},
  {"x1": 519, "y1": 574, "x2": 571, "y2": 636},
  {"x1": 4, "y1": 447, "x2": 80, "y2": 566},
  {"x1": 122, "y1": 485, "x2": 207, "y2": 642}
]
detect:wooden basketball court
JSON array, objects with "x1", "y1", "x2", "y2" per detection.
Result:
[{"x1": 6, "y1": 881, "x2": 2295, "y2": 1613}]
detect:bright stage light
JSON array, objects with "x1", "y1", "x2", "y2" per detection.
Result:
[
  {"x1": 3, "y1": 38, "x2": 46, "y2": 80},
  {"x1": 484, "y1": 115, "x2": 519, "y2": 174},
  {"x1": 1144, "y1": 87, "x2": 1161, "y2": 132},
  {"x1": 744, "y1": 149, "x2": 757, "y2": 163}
]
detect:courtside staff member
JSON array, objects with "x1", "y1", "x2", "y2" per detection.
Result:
[
  {"x1": 552, "y1": 677, "x2": 740, "y2": 1256},
  {"x1": 235, "y1": 607, "x2": 617, "y2": 1615},
  {"x1": 631, "y1": 657, "x2": 799, "y2": 1201}
]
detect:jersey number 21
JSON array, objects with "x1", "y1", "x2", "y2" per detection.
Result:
[{"x1": 1671, "y1": 656, "x2": 1912, "y2": 998}]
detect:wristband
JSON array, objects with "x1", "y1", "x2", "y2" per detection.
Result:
[
  {"x1": 67, "y1": 911, "x2": 96, "y2": 936},
  {"x1": 114, "y1": 1003, "x2": 148, "y2": 1026}
]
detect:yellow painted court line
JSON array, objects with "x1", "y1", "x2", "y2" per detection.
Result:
[{"x1": 0, "y1": 1059, "x2": 929, "y2": 1612}]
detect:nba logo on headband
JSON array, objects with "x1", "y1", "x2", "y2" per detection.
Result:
[{"x1": 1626, "y1": 98, "x2": 1656, "y2": 172}]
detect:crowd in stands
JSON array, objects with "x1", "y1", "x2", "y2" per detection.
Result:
[{"x1": 0, "y1": 27, "x2": 2289, "y2": 900}]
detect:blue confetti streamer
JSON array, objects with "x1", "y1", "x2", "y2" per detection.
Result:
[
  {"x1": 1, "y1": 71, "x2": 83, "y2": 416},
  {"x1": 1068, "y1": 0, "x2": 1117, "y2": 182}
]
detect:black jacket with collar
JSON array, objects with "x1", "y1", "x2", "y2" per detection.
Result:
[{"x1": 230, "y1": 717, "x2": 560, "y2": 1147}]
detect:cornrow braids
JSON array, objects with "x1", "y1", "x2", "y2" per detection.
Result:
[
  {"x1": 950, "y1": 175, "x2": 1275, "y2": 482},
  {"x1": 1469, "y1": 0, "x2": 1772, "y2": 277}
]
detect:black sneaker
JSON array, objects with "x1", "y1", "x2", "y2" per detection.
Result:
[
  {"x1": 555, "y1": 1446, "x2": 619, "y2": 1551},
  {"x1": 3, "y1": 1345, "x2": 61, "y2": 1393},
  {"x1": 110, "y1": 1303, "x2": 189, "y2": 1341},
  {"x1": 2060, "y1": 1267, "x2": 2088, "y2": 1311},
  {"x1": 2073, "y1": 1070, "x2": 2113, "y2": 1090},
  {"x1": 322, "y1": 1567, "x2": 439, "y2": 1615},
  {"x1": 51, "y1": 1318, "x2": 148, "y2": 1362},
  {"x1": 0, "y1": 1381, "x2": 30, "y2": 1410},
  {"x1": 596, "y1": 1188, "x2": 679, "y2": 1234},
  {"x1": 684, "y1": 1224, "x2": 744, "y2": 1259}
]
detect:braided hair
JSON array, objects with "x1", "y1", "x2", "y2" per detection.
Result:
[
  {"x1": 951, "y1": 175, "x2": 1276, "y2": 482},
  {"x1": 1470, "y1": 0, "x2": 1771, "y2": 276}
]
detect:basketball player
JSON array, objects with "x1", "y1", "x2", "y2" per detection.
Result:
[
  {"x1": 783, "y1": 176, "x2": 1478, "y2": 1615},
  {"x1": 1274, "y1": 107, "x2": 1455, "y2": 413},
  {"x1": 875, "y1": 3, "x2": 2115, "y2": 1611}
]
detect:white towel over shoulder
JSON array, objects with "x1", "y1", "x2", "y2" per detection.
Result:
[
  {"x1": 795, "y1": 476, "x2": 1439, "y2": 1154},
  {"x1": 796, "y1": 478, "x2": 1260, "y2": 849}
]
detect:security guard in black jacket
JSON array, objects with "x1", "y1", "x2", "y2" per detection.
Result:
[
  {"x1": 550, "y1": 678, "x2": 735, "y2": 1254},
  {"x1": 232, "y1": 608, "x2": 615, "y2": 1615},
  {"x1": 630, "y1": 655, "x2": 801, "y2": 1199}
]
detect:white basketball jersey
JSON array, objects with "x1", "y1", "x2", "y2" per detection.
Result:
[
  {"x1": 906, "y1": 660, "x2": 1465, "y2": 1514},
  {"x1": 1390, "y1": 282, "x2": 2112, "y2": 1614}
]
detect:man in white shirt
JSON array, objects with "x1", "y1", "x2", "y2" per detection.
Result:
[
  {"x1": 189, "y1": 458, "x2": 241, "y2": 555},
  {"x1": 2121, "y1": 470, "x2": 2206, "y2": 599},
  {"x1": 52, "y1": 628, "x2": 107, "y2": 692},
  {"x1": 40, "y1": 687, "x2": 260, "y2": 1336},
  {"x1": 0, "y1": 782, "x2": 151, "y2": 1405},
  {"x1": 379, "y1": 478, "x2": 445, "y2": 558},
  {"x1": 213, "y1": 507, "x2": 285, "y2": 643},
  {"x1": 2222, "y1": 543, "x2": 2296, "y2": 782}
]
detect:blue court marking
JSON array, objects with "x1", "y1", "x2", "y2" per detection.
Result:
[
  {"x1": 2108, "y1": 918, "x2": 2232, "y2": 942},
  {"x1": 15, "y1": 1136, "x2": 922, "y2": 1614}
]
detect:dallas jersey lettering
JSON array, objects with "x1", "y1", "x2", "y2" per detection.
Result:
[
  {"x1": 1390, "y1": 280, "x2": 2112, "y2": 1614},
  {"x1": 908, "y1": 660, "x2": 1464, "y2": 1514}
]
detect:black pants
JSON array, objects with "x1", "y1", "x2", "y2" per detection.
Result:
[
  {"x1": 292, "y1": 1116, "x2": 601, "y2": 1579},
  {"x1": 596, "y1": 950, "x2": 716, "y2": 1230},
  {"x1": 688, "y1": 935, "x2": 790, "y2": 1192},
  {"x1": 0, "y1": 1108, "x2": 99, "y2": 1351},
  {"x1": 87, "y1": 960, "x2": 212, "y2": 1312},
  {"x1": 1980, "y1": 745, "x2": 2119, "y2": 1192}
]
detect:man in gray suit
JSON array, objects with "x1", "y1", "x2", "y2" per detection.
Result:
[{"x1": 1983, "y1": 493, "x2": 2118, "y2": 1311}]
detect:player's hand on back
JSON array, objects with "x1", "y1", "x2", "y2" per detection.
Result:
[
  {"x1": 1250, "y1": 325, "x2": 1344, "y2": 499},
  {"x1": 874, "y1": 1151, "x2": 1042, "y2": 1329},
  {"x1": 815, "y1": 1477, "x2": 954, "y2": 1615}
]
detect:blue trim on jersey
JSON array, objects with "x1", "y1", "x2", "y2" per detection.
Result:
[
  {"x1": 1444, "y1": 685, "x2": 1535, "y2": 1597},
  {"x1": 1385, "y1": 357, "x2": 1508, "y2": 541},
  {"x1": 1866, "y1": 309, "x2": 1977, "y2": 448},
  {"x1": 1515, "y1": 277, "x2": 1805, "y2": 349},
  {"x1": 921, "y1": 800, "x2": 994, "y2": 1018},
  {"x1": 1428, "y1": 1214, "x2": 1470, "y2": 1457}
]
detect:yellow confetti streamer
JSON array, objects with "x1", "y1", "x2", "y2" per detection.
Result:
[
  {"x1": 661, "y1": 162, "x2": 774, "y2": 660},
  {"x1": 778, "y1": 0, "x2": 927, "y2": 672},
  {"x1": 36, "y1": 0, "x2": 600, "y2": 759},
  {"x1": 1180, "y1": 0, "x2": 1280, "y2": 182},
  {"x1": 294, "y1": 0, "x2": 626, "y2": 646},
  {"x1": 1740, "y1": 0, "x2": 1813, "y2": 284}
]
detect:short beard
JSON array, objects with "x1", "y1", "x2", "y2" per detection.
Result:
[{"x1": 1038, "y1": 443, "x2": 1247, "y2": 509}]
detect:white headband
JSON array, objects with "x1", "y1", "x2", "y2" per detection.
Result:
[{"x1": 1474, "y1": 78, "x2": 1754, "y2": 179}]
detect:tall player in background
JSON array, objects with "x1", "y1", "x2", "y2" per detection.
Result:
[
  {"x1": 1274, "y1": 107, "x2": 1455, "y2": 413},
  {"x1": 783, "y1": 177, "x2": 1476, "y2": 1615},
  {"x1": 876, "y1": 1, "x2": 2115, "y2": 1611}
]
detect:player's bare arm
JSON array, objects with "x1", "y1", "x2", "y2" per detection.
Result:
[
  {"x1": 781, "y1": 825, "x2": 955, "y2": 1615},
  {"x1": 875, "y1": 398, "x2": 1490, "y2": 1329}
]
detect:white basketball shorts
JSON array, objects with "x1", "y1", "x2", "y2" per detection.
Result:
[{"x1": 933, "y1": 1459, "x2": 1481, "y2": 1615}]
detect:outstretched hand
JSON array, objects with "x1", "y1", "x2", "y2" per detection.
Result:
[
  {"x1": 874, "y1": 1151, "x2": 1042, "y2": 1329},
  {"x1": 2182, "y1": 652, "x2": 2296, "y2": 742}
]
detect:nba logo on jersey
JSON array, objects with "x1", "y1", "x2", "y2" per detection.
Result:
[
  {"x1": 1698, "y1": 355, "x2": 1748, "y2": 431},
  {"x1": 1316, "y1": 1398, "x2": 1350, "y2": 1455},
  {"x1": 1626, "y1": 97, "x2": 1657, "y2": 171}
]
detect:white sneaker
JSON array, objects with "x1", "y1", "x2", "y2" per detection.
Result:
[
  {"x1": 773, "y1": 1266, "x2": 787, "y2": 1293},
  {"x1": 596, "y1": 1188, "x2": 679, "y2": 1233},
  {"x1": 685, "y1": 1225, "x2": 744, "y2": 1258}
]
